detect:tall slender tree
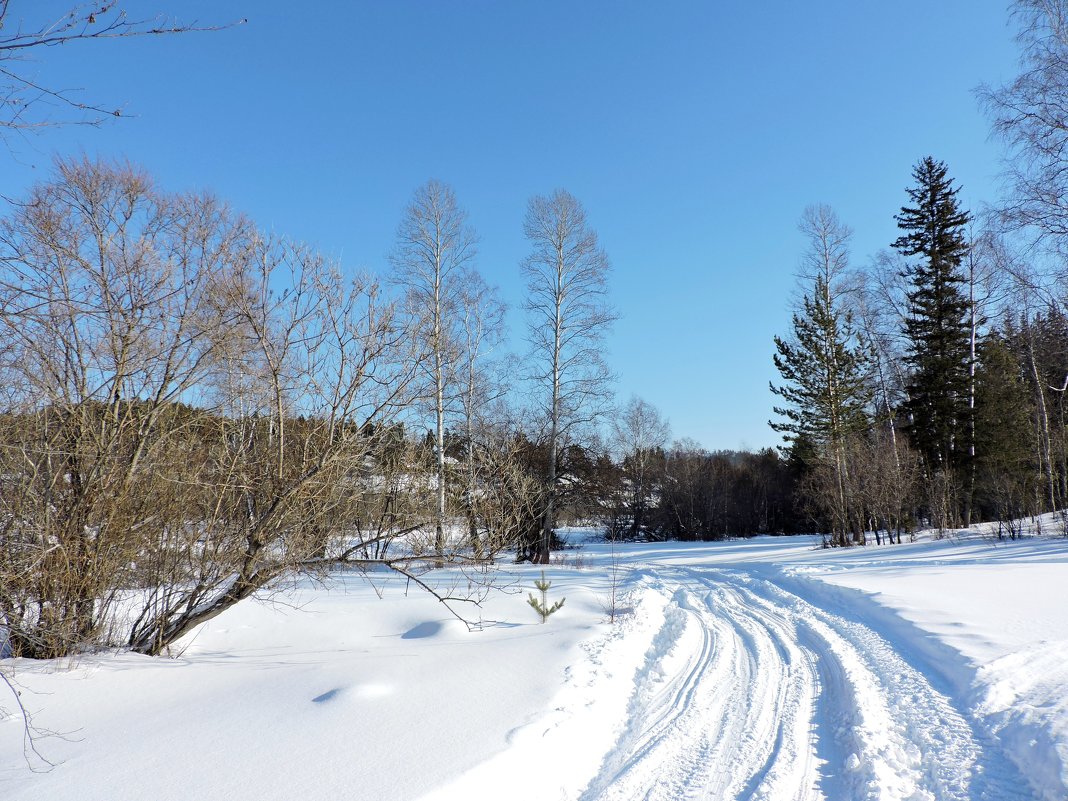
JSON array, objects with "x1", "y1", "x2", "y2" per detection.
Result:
[
  {"x1": 391, "y1": 180, "x2": 477, "y2": 557},
  {"x1": 770, "y1": 207, "x2": 872, "y2": 544},
  {"x1": 455, "y1": 271, "x2": 508, "y2": 557},
  {"x1": 522, "y1": 189, "x2": 615, "y2": 563},
  {"x1": 893, "y1": 157, "x2": 972, "y2": 480}
]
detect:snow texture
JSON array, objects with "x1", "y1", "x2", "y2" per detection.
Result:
[{"x1": 3, "y1": 525, "x2": 1067, "y2": 800}]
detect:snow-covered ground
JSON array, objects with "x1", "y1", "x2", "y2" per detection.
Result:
[{"x1": 3, "y1": 526, "x2": 1068, "y2": 800}]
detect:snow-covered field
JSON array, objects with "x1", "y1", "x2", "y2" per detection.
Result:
[{"x1": 3, "y1": 527, "x2": 1068, "y2": 800}]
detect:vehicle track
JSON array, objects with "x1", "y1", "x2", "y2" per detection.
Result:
[{"x1": 578, "y1": 567, "x2": 1038, "y2": 801}]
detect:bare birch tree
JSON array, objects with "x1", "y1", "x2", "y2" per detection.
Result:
[
  {"x1": 522, "y1": 189, "x2": 616, "y2": 563},
  {"x1": 981, "y1": 0, "x2": 1068, "y2": 253},
  {"x1": 456, "y1": 272, "x2": 509, "y2": 557},
  {"x1": 960, "y1": 229, "x2": 1015, "y2": 523},
  {"x1": 390, "y1": 180, "x2": 477, "y2": 558},
  {"x1": 611, "y1": 396, "x2": 670, "y2": 539},
  {"x1": 849, "y1": 263, "x2": 909, "y2": 438}
]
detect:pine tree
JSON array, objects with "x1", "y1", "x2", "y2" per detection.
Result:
[
  {"x1": 770, "y1": 274, "x2": 872, "y2": 452},
  {"x1": 770, "y1": 272, "x2": 873, "y2": 544},
  {"x1": 527, "y1": 571, "x2": 565, "y2": 623},
  {"x1": 893, "y1": 157, "x2": 972, "y2": 474}
]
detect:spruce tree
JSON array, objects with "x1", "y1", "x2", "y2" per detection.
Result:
[{"x1": 893, "y1": 157, "x2": 972, "y2": 473}]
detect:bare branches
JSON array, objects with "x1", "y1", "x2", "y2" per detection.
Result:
[
  {"x1": 0, "y1": 156, "x2": 243, "y2": 659},
  {"x1": 609, "y1": 396, "x2": 669, "y2": 539},
  {"x1": 0, "y1": 2, "x2": 244, "y2": 131},
  {"x1": 522, "y1": 189, "x2": 616, "y2": 562},
  {"x1": 797, "y1": 204, "x2": 853, "y2": 292},
  {"x1": 1, "y1": 669, "x2": 61, "y2": 772},
  {"x1": 980, "y1": 1, "x2": 1068, "y2": 253},
  {"x1": 126, "y1": 237, "x2": 421, "y2": 655},
  {"x1": 0, "y1": 158, "x2": 445, "y2": 662},
  {"x1": 390, "y1": 180, "x2": 479, "y2": 557}
]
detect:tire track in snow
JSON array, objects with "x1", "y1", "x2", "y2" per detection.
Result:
[
  {"x1": 578, "y1": 587, "x2": 728, "y2": 800},
  {"x1": 579, "y1": 580, "x2": 820, "y2": 801},
  {"x1": 577, "y1": 567, "x2": 1037, "y2": 801},
  {"x1": 711, "y1": 583, "x2": 819, "y2": 801},
  {"x1": 739, "y1": 572, "x2": 1036, "y2": 801}
]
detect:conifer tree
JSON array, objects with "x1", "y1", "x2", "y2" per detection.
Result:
[
  {"x1": 770, "y1": 209, "x2": 873, "y2": 544},
  {"x1": 770, "y1": 275, "x2": 872, "y2": 453},
  {"x1": 771, "y1": 207, "x2": 873, "y2": 457},
  {"x1": 974, "y1": 335, "x2": 1035, "y2": 530},
  {"x1": 893, "y1": 158, "x2": 972, "y2": 474},
  {"x1": 771, "y1": 275, "x2": 873, "y2": 542},
  {"x1": 527, "y1": 571, "x2": 565, "y2": 623}
]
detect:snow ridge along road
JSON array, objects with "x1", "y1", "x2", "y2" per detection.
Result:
[{"x1": 574, "y1": 565, "x2": 1039, "y2": 801}]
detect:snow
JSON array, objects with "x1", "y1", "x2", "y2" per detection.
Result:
[{"x1": 3, "y1": 527, "x2": 1068, "y2": 800}]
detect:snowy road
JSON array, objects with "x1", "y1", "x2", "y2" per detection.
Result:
[
  {"x1": 577, "y1": 566, "x2": 1039, "y2": 801},
  {"x1": 8, "y1": 535, "x2": 1066, "y2": 801}
]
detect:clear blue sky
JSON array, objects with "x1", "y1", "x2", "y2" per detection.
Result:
[{"x1": 0, "y1": 1, "x2": 1021, "y2": 451}]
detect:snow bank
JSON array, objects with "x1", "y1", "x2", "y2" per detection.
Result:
[{"x1": 3, "y1": 530, "x2": 1067, "y2": 800}]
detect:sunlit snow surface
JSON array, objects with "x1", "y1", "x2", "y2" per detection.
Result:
[{"x1": 3, "y1": 524, "x2": 1068, "y2": 800}]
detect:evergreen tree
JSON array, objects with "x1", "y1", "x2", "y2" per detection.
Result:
[
  {"x1": 1006, "y1": 311, "x2": 1068, "y2": 513},
  {"x1": 770, "y1": 272, "x2": 873, "y2": 544},
  {"x1": 770, "y1": 274, "x2": 872, "y2": 454},
  {"x1": 893, "y1": 157, "x2": 972, "y2": 473},
  {"x1": 527, "y1": 571, "x2": 565, "y2": 623},
  {"x1": 974, "y1": 335, "x2": 1035, "y2": 533}
]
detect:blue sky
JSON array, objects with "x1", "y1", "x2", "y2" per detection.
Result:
[{"x1": 0, "y1": 1, "x2": 1021, "y2": 451}]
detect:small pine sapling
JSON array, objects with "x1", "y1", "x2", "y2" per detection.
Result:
[{"x1": 528, "y1": 570, "x2": 565, "y2": 623}]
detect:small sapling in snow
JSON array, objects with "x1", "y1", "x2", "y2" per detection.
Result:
[{"x1": 528, "y1": 570, "x2": 565, "y2": 623}]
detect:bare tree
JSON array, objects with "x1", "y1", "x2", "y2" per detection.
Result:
[
  {"x1": 772, "y1": 205, "x2": 872, "y2": 545},
  {"x1": 849, "y1": 262, "x2": 909, "y2": 439},
  {"x1": 981, "y1": 0, "x2": 1068, "y2": 252},
  {"x1": 610, "y1": 395, "x2": 670, "y2": 539},
  {"x1": 0, "y1": 2, "x2": 242, "y2": 132},
  {"x1": 795, "y1": 205, "x2": 853, "y2": 294},
  {"x1": 455, "y1": 272, "x2": 509, "y2": 557},
  {"x1": 522, "y1": 189, "x2": 616, "y2": 563},
  {"x1": 958, "y1": 229, "x2": 1016, "y2": 523},
  {"x1": 128, "y1": 235, "x2": 423, "y2": 655},
  {"x1": 0, "y1": 157, "x2": 241, "y2": 658},
  {"x1": 390, "y1": 180, "x2": 478, "y2": 558},
  {"x1": 0, "y1": 158, "x2": 470, "y2": 665}
]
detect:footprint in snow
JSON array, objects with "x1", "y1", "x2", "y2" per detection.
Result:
[
  {"x1": 312, "y1": 684, "x2": 394, "y2": 704},
  {"x1": 312, "y1": 687, "x2": 344, "y2": 704},
  {"x1": 401, "y1": 621, "x2": 444, "y2": 639}
]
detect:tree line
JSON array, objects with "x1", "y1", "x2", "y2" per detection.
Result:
[
  {"x1": 770, "y1": 1, "x2": 1068, "y2": 545},
  {"x1": 0, "y1": 154, "x2": 806, "y2": 664},
  {"x1": 0, "y1": 157, "x2": 625, "y2": 658}
]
